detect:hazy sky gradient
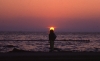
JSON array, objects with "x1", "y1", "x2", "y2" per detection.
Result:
[{"x1": 0, "y1": 0, "x2": 100, "y2": 32}]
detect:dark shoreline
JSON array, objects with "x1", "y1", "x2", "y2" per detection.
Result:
[
  {"x1": 0, "y1": 40, "x2": 90, "y2": 42},
  {"x1": 0, "y1": 51, "x2": 100, "y2": 61}
]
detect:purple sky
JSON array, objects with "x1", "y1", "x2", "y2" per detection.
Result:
[{"x1": 0, "y1": 0, "x2": 100, "y2": 32}]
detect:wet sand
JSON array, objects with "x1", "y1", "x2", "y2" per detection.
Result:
[{"x1": 0, "y1": 51, "x2": 100, "y2": 61}]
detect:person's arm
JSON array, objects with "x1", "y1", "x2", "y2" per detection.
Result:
[{"x1": 53, "y1": 33, "x2": 56, "y2": 40}]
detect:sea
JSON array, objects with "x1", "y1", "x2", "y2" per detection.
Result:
[{"x1": 0, "y1": 31, "x2": 100, "y2": 53}]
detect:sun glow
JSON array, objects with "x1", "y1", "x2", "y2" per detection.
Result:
[{"x1": 50, "y1": 27, "x2": 54, "y2": 30}]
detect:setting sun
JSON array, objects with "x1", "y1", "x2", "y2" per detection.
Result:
[{"x1": 50, "y1": 27, "x2": 54, "y2": 30}]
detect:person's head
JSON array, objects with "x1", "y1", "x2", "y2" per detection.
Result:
[{"x1": 50, "y1": 30, "x2": 54, "y2": 33}]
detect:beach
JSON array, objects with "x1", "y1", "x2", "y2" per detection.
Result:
[{"x1": 0, "y1": 51, "x2": 100, "y2": 61}]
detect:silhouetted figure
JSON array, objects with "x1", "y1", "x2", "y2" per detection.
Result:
[{"x1": 49, "y1": 30, "x2": 56, "y2": 52}]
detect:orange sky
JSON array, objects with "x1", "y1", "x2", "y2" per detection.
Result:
[{"x1": 0, "y1": 0, "x2": 100, "y2": 32}]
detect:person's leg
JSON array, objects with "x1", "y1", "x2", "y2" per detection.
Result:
[{"x1": 50, "y1": 40, "x2": 54, "y2": 52}]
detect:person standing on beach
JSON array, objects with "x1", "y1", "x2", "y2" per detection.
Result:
[{"x1": 49, "y1": 27, "x2": 56, "y2": 52}]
